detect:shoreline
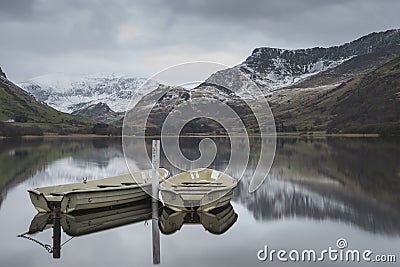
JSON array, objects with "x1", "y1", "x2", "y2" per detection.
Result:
[
  {"x1": 0, "y1": 134, "x2": 120, "y2": 139},
  {"x1": 0, "y1": 133, "x2": 382, "y2": 139}
]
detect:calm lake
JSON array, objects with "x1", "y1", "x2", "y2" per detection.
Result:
[{"x1": 0, "y1": 137, "x2": 399, "y2": 266}]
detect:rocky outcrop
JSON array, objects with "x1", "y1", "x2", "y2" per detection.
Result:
[
  {"x1": 0, "y1": 67, "x2": 6, "y2": 79},
  {"x1": 72, "y1": 102, "x2": 123, "y2": 123}
]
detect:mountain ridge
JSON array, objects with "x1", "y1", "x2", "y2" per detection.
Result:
[
  {"x1": 237, "y1": 29, "x2": 400, "y2": 91},
  {"x1": 20, "y1": 29, "x2": 400, "y2": 114}
]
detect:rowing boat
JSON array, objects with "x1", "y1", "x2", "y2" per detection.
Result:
[
  {"x1": 28, "y1": 168, "x2": 169, "y2": 213},
  {"x1": 159, "y1": 168, "x2": 237, "y2": 212}
]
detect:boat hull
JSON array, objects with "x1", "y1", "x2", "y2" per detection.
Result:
[
  {"x1": 161, "y1": 187, "x2": 235, "y2": 212},
  {"x1": 60, "y1": 185, "x2": 152, "y2": 213},
  {"x1": 29, "y1": 186, "x2": 152, "y2": 213},
  {"x1": 29, "y1": 190, "x2": 53, "y2": 213},
  {"x1": 28, "y1": 168, "x2": 169, "y2": 214}
]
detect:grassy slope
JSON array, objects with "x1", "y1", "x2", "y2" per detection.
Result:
[
  {"x1": 272, "y1": 57, "x2": 400, "y2": 135},
  {"x1": 0, "y1": 77, "x2": 94, "y2": 132},
  {"x1": 271, "y1": 78, "x2": 359, "y2": 131},
  {"x1": 328, "y1": 57, "x2": 400, "y2": 134}
]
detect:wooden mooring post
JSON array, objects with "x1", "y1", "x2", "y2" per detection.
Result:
[
  {"x1": 151, "y1": 140, "x2": 160, "y2": 264},
  {"x1": 52, "y1": 205, "x2": 61, "y2": 259}
]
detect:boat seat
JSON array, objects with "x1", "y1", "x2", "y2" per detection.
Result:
[
  {"x1": 172, "y1": 191, "x2": 209, "y2": 195},
  {"x1": 174, "y1": 187, "x2": 212, "y2": 192},
  {"x1": 97, "y1": 184, "x2": 122, "y2": 188},
  {"x1": 50, "y1": 192, "x2": 67, "y2": 196},
  {"x1": 173, "y1": 185, "x2": 226, "y2": 188},
  {"x1": 121, "y1": 182, "x2": 138, "y2": 185},
  {"x1": 71, "y1": 187, "x2": 99, "y2": 191},
  {"x1": 181, "y1": 182, "x2": 222, "y2": 185},
  {"x1": 46, "y1": 195, "x2": 63, "y2": 202},
  {"x1": 50, "y1": 187, "x2": 95, "y2": 195}
]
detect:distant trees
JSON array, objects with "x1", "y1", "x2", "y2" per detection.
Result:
[
  {"x1": 0, "y1": 121, "x2": 123, "y2": 137},
  {"x1": 0, "y1": 122, "x2": 43, "y2": 137},
  {"x1": 14, "y1": 115, "x2": 28, "y2": 122},
  {"x1": 92, "y1": 123, "x2": 109, "y2": 135},
  {"x1": 0, "y1": 122, "x2": 20, "y2": 137},
  {"x1": 92, "y1": 123, "x2": 121, "y2": 136}
]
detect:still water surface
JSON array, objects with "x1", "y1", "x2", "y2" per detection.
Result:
[{"x1": 0, "y1": 137, "x2": 399, "y2": 266}]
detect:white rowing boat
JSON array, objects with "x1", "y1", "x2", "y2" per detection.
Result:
[
  {"x1": 28, "y1": 168, "x2": 169, "y2": 213},
  {"x1": 159, "y1": 168, "x2": 237, "y2": 212}
]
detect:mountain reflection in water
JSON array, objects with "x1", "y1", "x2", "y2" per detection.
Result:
[{"x1": 0, "y1": 137, "x2": 399, "y2": 266}]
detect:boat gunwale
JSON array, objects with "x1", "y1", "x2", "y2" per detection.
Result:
[
  {"x1": 160, "y1": 185, "x2": 236, "y2": 195},
  {"x1": 28, "y1": 168, "x2": 170, "y2": 197},
  {"x1": 159, "y1": 168, "x2": 237, "y2": 195}
]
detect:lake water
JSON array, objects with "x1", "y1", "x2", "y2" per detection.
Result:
[{"x1": 0, "y1": 137, "x2": 399, "y2": 266}]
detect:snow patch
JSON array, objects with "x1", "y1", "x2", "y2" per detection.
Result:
[{"x1": 19, "y1": 73, "x2": 159, "y2": 113}]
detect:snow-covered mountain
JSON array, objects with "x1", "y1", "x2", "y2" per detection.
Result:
[
  {"x1": 18, "y1": 29, "x2": 400, "y2": 122},
  {"x1": 237, "y1": 48, "x2": 351, "y2": 90},
  {"x1": 19, "y1": 73, "x2": 157, "y2": 113},
  {"x1": 234, "y1": 29, "x2": 400, "y2": 92}
]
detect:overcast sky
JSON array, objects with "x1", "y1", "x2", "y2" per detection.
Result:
[{"x1": 1, "y1": 0, "x2": 399, "y2": 81}]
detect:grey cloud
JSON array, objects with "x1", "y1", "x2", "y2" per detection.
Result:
[
  {"x1": 153, "y1": 0, "x2": 400, "y2": 47},
  {"x1": 0, "y1": 0, "x2": 37, "y2": 20},
  {"x1": 0, "y1": 0, "x2": 399, "y2": 81}
]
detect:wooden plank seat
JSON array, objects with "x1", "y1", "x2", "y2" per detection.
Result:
[
  {"x1": 181, "y1": 182, "x2": 223, "y2": 185},
  {"x1": 50, "y1": 192, "x2": 67, "y2": 196},
  {"x1": 173, "y1": 187, "x2": 213, "y2": 192},
  {"x1": 96, "y1": 184, "x2": 122, "y2": 188},
  {"x1": 172, "y1": 184, "x2": 226, "y2": 188},
  {"x1": 121, "y1": 182, "x2": 139, "y2": 185}
]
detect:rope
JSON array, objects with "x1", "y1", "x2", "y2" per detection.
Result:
[
  {"x1": 61, "y1": 236, "x2": 74, "y2": 247},
  {"x1": 18, "y1": 205, "x2": 164, "y2": 252},
  {"x1": 17, "y1": 232, "x2": 53, "y2": 253}
]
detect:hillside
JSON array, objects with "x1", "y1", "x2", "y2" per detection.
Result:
[
  {"x1": 271, "y1": 57, "x2": 400, "y2": 135},
  {"x1": 327, "y1": 57, "x2": 400, "y2": 135},
  {"x1": 0, "y1": 71, "x2": 94, "y2": 135}
]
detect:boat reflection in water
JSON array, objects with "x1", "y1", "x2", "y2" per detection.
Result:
[
  {"x1": 159, "y1": 203, "x2": 238, "y2": 235},
  {"x1": 21, "y1": 199, "x2": 156, "y2": 259},
  {"x1": 20, "y1": 199, "x2": 238, "y2": 262}
]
